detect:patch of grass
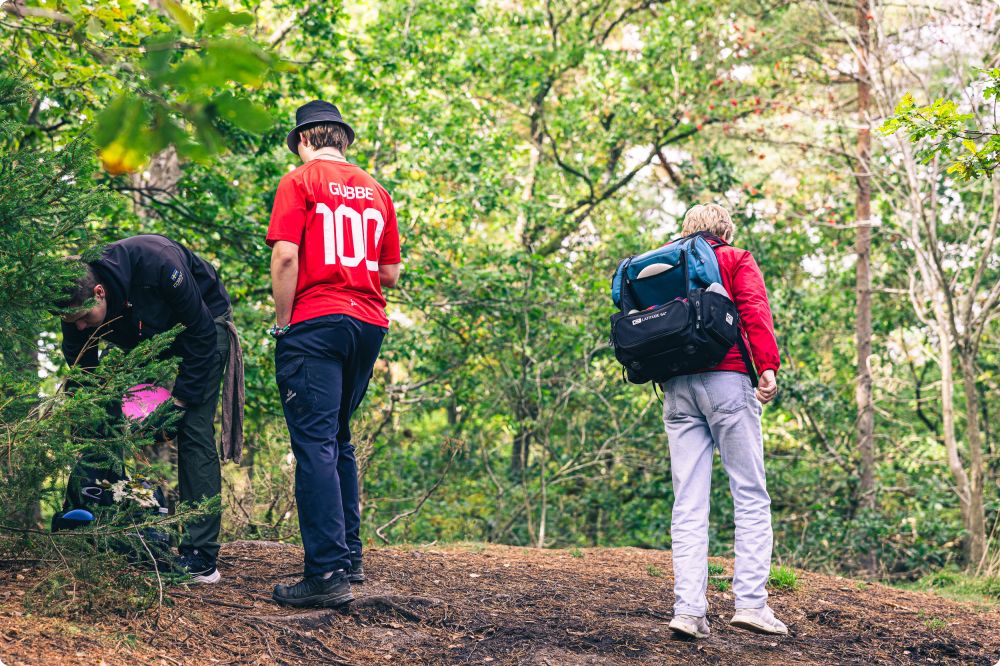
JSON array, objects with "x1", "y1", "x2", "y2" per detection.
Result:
[
  {"x1": 111, "y1": 632, "x2": 141, "y2": 649},
  {"x1": 710, "y1": 578, "x2": 731, "y2": 592},
  {"x1": 901, "y1": 569, "x2": 1000, "y2": 606},
  {"x1": 767, "y1": 565, "x2": 799, "y2": 592},
  {"x1": 923, "y1": 617, "x2": 947, "y2": 632},
  {"x1": 570, "y1": 547, "x2": 583, "y2": 559},
  {"x1": 855, "y1": 581, "x2": 869, "y2": 591},
  {"x1": 646, "y1": 565, "x2": 664, "y2": 578},
  {"x1": 977, "y1": 576, "x2": 1000, "y2": 598},
  {"x1": 707, "y1": 562, "x2": 725, "y2": 576}
]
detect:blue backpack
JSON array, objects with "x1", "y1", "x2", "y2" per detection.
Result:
[
  {"x1": 612, "y1": 233, "x2": 723, "y2": 312},
  {"x1": 609, "y1": 232, "x2": 757, "y2": 386}
]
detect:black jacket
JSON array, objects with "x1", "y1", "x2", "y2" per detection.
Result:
[{"x1": 61, "y1": 235, "x2": 231, "y2": 405}]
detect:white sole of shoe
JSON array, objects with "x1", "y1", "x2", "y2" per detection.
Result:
[
  {"x1": 668, "y1": 620, "x2": 709, "y2": 639},
  {"x1": 729, "y1": 617, "x2": 787, "y2": 635},
  {"x1": 190, "y1": 569, "x2": 221, "y2": 584}
]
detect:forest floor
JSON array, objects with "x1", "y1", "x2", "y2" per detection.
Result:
[{"x1": 1, "y1": 540, "x2": 998, "y2": 665}]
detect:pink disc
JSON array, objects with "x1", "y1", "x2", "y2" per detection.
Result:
[{"x1": 122, "y1": 384, "x2": 172, "y2": 421}]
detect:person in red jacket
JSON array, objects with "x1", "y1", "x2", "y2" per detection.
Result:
[{"x1": 664, "y1": 204, "x2": 788, "y2": 640}]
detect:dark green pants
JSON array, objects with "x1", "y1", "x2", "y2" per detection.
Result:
[{"x1": 177, "y1": 319, "x2": 229, "y2": 561}]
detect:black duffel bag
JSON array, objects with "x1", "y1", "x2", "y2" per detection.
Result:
[{"x1": 611, "y1": 289, "x2": 745, "y2": 384}]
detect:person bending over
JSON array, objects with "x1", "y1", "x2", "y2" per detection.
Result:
[{"x1": 58, "y1": 234, "x2": 243, "y2": 583}]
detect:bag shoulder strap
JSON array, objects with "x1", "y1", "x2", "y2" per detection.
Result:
[
  {"x1": 690, "y1": 230, "x2": 729, "y2": 248},
  {"x1": 736, "y1": 332, "x2": 759, "y2": 388},
  {"x1": 694, "y1": 233, "x2": 756, "y2": 385}
]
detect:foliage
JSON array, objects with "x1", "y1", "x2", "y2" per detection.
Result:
[
  {"x1": 1, "y1": 0, "x2": 278, "y2": 174},
  {"x1": 880, "y1": 69, "x2": 1000, "y2": 180}
]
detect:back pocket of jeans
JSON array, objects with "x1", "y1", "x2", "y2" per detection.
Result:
[{"x1": 701, "y1": 372, "x2": 748, "y2": 414}]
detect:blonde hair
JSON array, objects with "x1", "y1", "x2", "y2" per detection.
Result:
[{"x1": 681, "y1": 203, "x2": 735, "y2": 242}]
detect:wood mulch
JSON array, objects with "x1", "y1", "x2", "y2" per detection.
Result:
[{"x1": 1, "y1": 540, "x2": 998, "y2": 665}]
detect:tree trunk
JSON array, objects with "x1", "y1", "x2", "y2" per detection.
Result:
[
  {"x1": 510, "y1": 424, "x2": 531, "y2": 477},
  {"x1": 937, "y1": 324, "x2": 977, "y2": 564},
  {"x1": 854, "y1": 0, "x2": 877, "y2": 574},
  {"x1": 958, "y1": 351, "x2": 988, "y2": 569}
]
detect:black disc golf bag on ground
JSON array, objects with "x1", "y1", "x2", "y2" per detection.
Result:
[
  {"x1": 609, "y1": 232, "x2": 758, "y2": 386},
  {"x1": 53, "y1": 451, "x2": 172, "y2": 569}
]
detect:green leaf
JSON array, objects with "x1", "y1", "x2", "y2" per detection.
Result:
[
  {"x1": 962, "y1": 139, "x2": 978, "y2": 154},
  {"x1": 879, "y1": 118, "x2": 901, "y2": 136},
  {"x1": 161, "y1": 0, "x2": 196, "y2": 36},
  {"x1": 894, "y1": 92, "x2": 915, "y2": 114},
  {"x1": 212, "y1": 93, "x2": 273, "y2": 133},
  {"x1": 93, "y1": 95, "x2": 134, "y2": 148},
  {"x1": 141, "y1": 37, "x2": 175, "y2": 77},
  {"x1": 203, "y1": 8, "x2": 253, "y2": 35},
  {"x1": 205, "y1": 39, "x2": 271, "y2": 87}
]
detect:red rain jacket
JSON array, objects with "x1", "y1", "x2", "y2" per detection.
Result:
[{"x1": 708, "y1": 242, "x2": 780, "y2": 375}]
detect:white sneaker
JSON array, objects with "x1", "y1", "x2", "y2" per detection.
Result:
[
  {"x1": 668, "y1": 614, "x2": 710, "y2": 639},
  {"x1": 730, "y1": 605, "x2": 788, "y2": 635}
]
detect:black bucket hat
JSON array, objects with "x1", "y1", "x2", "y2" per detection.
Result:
[{"x1": 285, "y1": 100, "x2": 356, "y2": 154}]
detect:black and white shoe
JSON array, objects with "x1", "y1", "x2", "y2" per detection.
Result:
[
  {"x1": 176, "y1": 549, "x2": 221, "y2": 584},
  {"x1": 348, "y1": 556, "x2": 365, "y2": 584},
  {"x1": 272, "y1": 570, "x2": 354, "y2": 608}
]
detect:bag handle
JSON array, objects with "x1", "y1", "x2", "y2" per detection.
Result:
[{"x1": 620, "y1": 256, "x2": 638, "y2": 313}]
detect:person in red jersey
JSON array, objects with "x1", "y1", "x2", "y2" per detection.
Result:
[{"x1": 267, "y1": 100, "x2": 401, "y2": 608}]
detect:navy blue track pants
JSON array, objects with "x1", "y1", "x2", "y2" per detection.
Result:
[{"x1": 275, "y1": 314, "x2": 386, "y2": 576}]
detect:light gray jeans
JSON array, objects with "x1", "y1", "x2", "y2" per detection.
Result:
[{"x1": 663, "y1": 371, "x2": 772, "y2": 616}]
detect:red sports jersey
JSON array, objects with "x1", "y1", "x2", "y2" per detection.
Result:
[{"x1": 266, "y1": 160, "x2": 401, "y2": 328}]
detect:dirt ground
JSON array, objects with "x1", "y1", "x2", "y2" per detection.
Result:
[{"x1": 1, "y1": 540, "x2": 998, "y2": 665}]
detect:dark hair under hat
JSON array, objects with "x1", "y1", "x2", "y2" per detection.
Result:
[{"x1": 286, "y1": 100, "x2": 356, "y2": 154}]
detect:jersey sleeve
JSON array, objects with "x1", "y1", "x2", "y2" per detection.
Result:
[
  {"x1": 266, "y1": 173, "x2": 308, "y2": 247},
  {"x1": 379, "y1": 194, "x2": 401, "y2": 264}
]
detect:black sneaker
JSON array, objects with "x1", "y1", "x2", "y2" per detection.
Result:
[
  {"x1": 348, "y1": 557, "x2": 365, "y2": 584},
  {"x1": 272, "y1": 570, "x2": 354, "y2": 608},
  {"x1": 176, "y1": 549, "x2": 221, "y2": 584}
]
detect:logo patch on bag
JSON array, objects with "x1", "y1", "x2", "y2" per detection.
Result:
[
  {"x1": 726, "y1": 313, "x2": 734, "y2": 325},
  {"x1": 632, "y1": 311, "x2": 668, "y2": 325}
]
